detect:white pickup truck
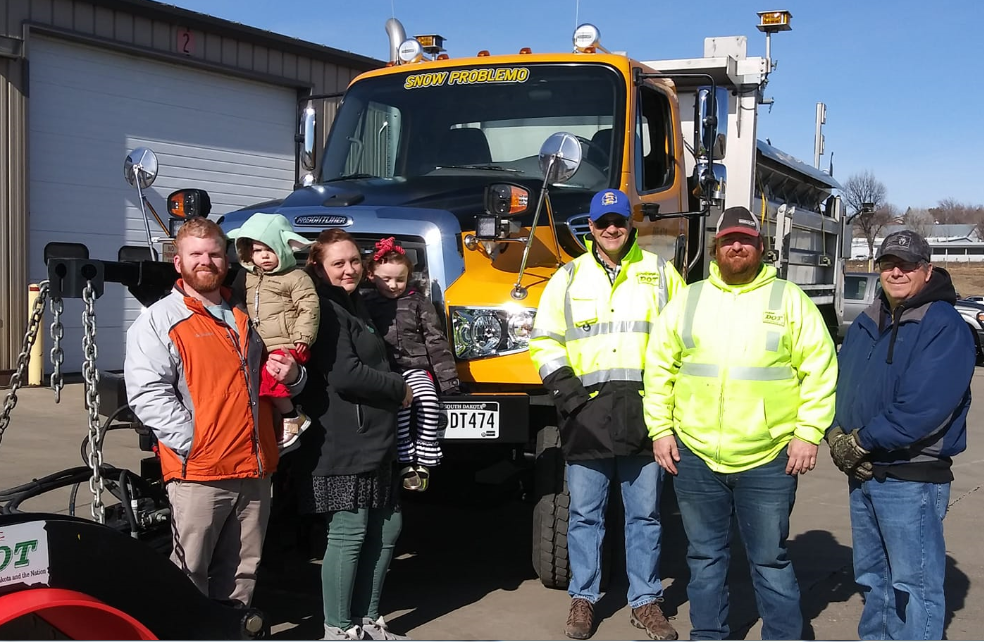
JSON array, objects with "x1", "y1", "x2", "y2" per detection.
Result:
[{"x1": 841, "y1": 272, "x2": 984, "y2": 361}]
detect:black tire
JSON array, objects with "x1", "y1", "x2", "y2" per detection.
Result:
[
  {"x1": 531, "y1": 425, "x2": 615, "y2": 590},
  {"x1": 532, "y1": 426, "x2": 570, "y2": 589}
]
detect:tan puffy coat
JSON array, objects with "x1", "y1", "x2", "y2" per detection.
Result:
[{"x1": 245, "y1": 268, "x2": 320, "y2": 351}]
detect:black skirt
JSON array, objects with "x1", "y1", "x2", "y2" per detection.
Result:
[{"x1": 297, "y1": 461, "x2": 401, "y2": 514}]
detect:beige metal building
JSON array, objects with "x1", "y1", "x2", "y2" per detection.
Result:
[{"x1": 0, "y1": 0, "x2": 382, "y2": 378}]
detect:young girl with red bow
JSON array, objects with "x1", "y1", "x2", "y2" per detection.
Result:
[{"x1": 363, "y1": 237, "x2": 460, "y2": 491}]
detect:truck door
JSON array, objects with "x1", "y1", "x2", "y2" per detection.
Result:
[{"x1": 631, "y1": 81, "x2": 687, "y2": 271}]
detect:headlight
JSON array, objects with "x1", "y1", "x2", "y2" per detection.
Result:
[{"x1": 450, "y1": 306, "x2": 537, "y2": 360}]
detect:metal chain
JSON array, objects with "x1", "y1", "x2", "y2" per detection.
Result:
[
  {"x1": 0, "y1": 282, "x2": 51, "y2": 450},
  {"x1": 49, "y1": 297, "x2": 65, "y2": 403},
  {"x1": 81, "y1": 281, "x2": 105, "y2": 524}
]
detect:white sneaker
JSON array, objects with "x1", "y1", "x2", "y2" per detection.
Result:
[
  {"x1": 361, "y1": 616, "x2": 410, "y2": 640},
  {"x1": 321, "y1": 625, "x2": 348, "y2": 640},
  {"x1": 322, "y1": 624, "x2": 370, "y2": 640}
]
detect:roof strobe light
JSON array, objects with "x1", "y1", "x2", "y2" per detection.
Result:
[
  {"x1": 573, "y1": 24, "x2": 601, "y2": 52},
  {"x1": 398, "y1": 38, "x2": 424, "y2": 63}
]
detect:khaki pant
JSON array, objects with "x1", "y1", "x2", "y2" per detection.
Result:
[{"x1": 166, "y1": 477, "x2": 271, "y2": 606}]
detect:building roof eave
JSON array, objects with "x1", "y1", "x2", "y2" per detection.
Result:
[{"x1": 92, "y1": 0, "x2": 384, "y2": 72}]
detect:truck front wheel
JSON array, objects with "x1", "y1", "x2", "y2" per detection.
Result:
[
  {"x1": 532, "y1": 426, "x2": 570, "y2": 589},
  {"x1": 531, "y1": 426, "x2": 616, "y2": 590}
]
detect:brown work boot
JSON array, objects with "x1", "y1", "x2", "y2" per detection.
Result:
[
  {"x1": 630, "y1": 601, "x2": 678, "y2": 640},
  {"x1": 564, "y1": 598, "x2": 594, "y2": 640}
]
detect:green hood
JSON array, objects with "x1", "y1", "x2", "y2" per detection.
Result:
[{"x1": 227, "y1": 213, "x2": 310, "y2": 275}]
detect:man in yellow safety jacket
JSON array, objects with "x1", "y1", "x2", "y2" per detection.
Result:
[
  {"x1": 530, "y1": 188, "x2": 684, "y2": 641},
  {"x1": 643, "y1": 205, "x2": 837, "y2": 640}
]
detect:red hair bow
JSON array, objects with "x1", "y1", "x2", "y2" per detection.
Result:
[{"x1": 373, "y1": 236, "x2": 405, "y2": 261}]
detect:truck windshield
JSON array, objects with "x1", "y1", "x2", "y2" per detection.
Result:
[{"x1": 320, "y1": 63, "x2": 626, "y2": 192}]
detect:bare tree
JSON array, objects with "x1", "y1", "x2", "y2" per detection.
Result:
[
  {"x1": 844, "y1": 171, "x2": 889, "y2": 259},
  {"x1": 843, "y1": 170, "x2": 887, "y2": 216},
  {"x1": 929, "y1": 197, "x2": 965, "y2": 225},
  {"x1": 900, "y1": 206, "x2": 934, "y2": 238},
  {"x1": 972, "y1": 207, "x2": 984, "y2": 241},
  {"x1": 853, "y1": 209, "x2": 893, "y2": 260}
]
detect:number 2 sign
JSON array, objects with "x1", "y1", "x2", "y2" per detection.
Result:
[{"x1": 177, "y1": 28, "x2": 195, "y2": 56}]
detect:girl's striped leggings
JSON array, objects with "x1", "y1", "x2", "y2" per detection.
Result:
[{"x1": 397, "y1": 369, "x2": 443, "y2": 467}]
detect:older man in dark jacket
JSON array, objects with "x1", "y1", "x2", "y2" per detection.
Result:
[{"x1": 828, "y1": 230, "x2": 974, "y2": 640}]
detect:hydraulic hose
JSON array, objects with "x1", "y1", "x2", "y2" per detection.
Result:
[
  {"x1": 2, "y1": 467, "x2": 110, "y2": 514},
  {"x1": 119, "y1": 469, "x2": 140, "y2": 538},
  {"x1": 80, "y1": 405, "x2": 135, "y2": 465}
]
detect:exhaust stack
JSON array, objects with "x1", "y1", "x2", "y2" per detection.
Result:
[{"x1": 385, "y1": 18, "x2": 407, "y2": 63}]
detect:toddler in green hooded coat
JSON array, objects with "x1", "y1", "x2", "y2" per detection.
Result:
[{"x1": 228, "y1": 213, "x2": 320, "y2": 454}]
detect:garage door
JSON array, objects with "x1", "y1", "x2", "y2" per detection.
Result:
[{"x1": 28, "y1": 36, "x2": 297, "y2": 373}]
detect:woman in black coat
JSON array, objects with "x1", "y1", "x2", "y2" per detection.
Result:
[{"x1": 295, "y1": 228, "x2": 412, "y2": 641}]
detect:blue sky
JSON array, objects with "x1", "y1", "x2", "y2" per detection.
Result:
[{"x1": 167, "y1": 0, "x2": 981, "y2": 211}]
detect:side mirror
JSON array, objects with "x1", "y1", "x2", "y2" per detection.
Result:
[
  {"x1": 123, "y1": 147, "x2": 159, "y2": 188},
  {"x1": 538, "y1": 132, "x2": 583, "y2": 183},
  {"x1": 300, "y1": 102, "x2": 317, "y2": 172},
  {"x1": 695, "y1": 161, "x2": 727, "y2": 203},
  {"x1": 694, "y1": 86, "x2": 728, "y2": 161}
]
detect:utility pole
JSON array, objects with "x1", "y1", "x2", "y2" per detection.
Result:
[
  {"x1": 861, "y1": 202, "x2": 875, "y2": 272},
  {"x1": 814, "y1": 102, "x2": 826, "y2": 169}
]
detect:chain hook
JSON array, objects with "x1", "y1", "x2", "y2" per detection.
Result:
[
  {"x1": 81, "y1": 280, "x2": 105, "y2": 524},
  {"x1": 50, "y1": 296, "x2": 65, "y2": 403},
  {"x1": 0, "y1": 282, "x2": 51, "y2": 449}
]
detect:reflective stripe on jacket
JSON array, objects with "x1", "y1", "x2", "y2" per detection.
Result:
[
  {"x1": 644, "y1": 263, "x2": 837, "y2": 473},
  {"x1": 124, "y1": 281, "x2": 278, "y2": 482},
  {"x1": 530, "y1": 236, "x2": 684, "y2": 459}
]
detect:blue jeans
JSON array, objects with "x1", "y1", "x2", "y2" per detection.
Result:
[
  {"x1": 674, "y1": 446, "x2": 801, "y2": 640},
  {"x1": 850, "y1": 477, "x2": 949, "y2": 640},
  {"x1": 565, "y1": 455, "x2": 665, "y2": 607}
]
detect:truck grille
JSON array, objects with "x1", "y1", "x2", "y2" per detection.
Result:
[{"x1": 298, "y1": 233, "x2": 431, "y2": 297}]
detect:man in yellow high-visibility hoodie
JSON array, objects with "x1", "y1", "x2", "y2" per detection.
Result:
[{"x1": 643, "y1": 206, "x2": 838, "y2": 640}]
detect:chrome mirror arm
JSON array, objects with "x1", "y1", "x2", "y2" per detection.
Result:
[
  {"x1": 511, "y1": 163, "x2": 555, "y2": 301},
  {"x1": 133, "y1": 178, "x2": 159, "y2": 262}
]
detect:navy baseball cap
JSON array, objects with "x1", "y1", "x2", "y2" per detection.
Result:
[{"x1": 589, "y1": 189, "x2": 631, "y2": 222}]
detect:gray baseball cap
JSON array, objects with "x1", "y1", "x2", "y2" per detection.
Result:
[{"x1": 876, "y1": 230, "x2": 931, "y2": 264}]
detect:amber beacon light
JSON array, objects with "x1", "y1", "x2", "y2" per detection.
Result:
[{"x1": 757, "y1": 10, "x2": 792, "y2": 32}]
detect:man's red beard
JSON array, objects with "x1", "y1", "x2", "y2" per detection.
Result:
[
  {"x1": 716, "y1": 248, "x2": 761, "y2": 284},
  {"x1": 181, "y1": 265, "x2": 225, "y2": 293}
]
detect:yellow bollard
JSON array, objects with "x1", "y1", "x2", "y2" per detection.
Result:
[{"x1": 28, "y1": 284, "x2": 43, "y2": 386}]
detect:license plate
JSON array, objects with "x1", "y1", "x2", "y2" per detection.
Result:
[
  {"x1": 439, "y1": 401, "x2": 499, "y2": 439},
  {"x1": 162, "y1": 241, "x2": 176, "y2": 262}
]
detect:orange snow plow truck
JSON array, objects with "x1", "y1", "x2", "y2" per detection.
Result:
[{"x1": 212, "y1": 10, "x2": 848, "y2": 589}]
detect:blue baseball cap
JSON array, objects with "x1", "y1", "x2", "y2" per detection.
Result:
[{"x1": 589, "y1": 189, "x2": 631, "y2": 222}]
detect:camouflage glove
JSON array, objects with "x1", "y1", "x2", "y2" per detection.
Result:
[
  {"x1": 853, "y1": 459, "x2": 874, "y2": 482},
  {"x1": 827, "y1": 427, "x2": 870, "y2": 475}
]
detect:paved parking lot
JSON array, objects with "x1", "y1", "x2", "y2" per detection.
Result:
[{"x1": 1, "y1": 378, "x2": 982, "y2": 640}]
